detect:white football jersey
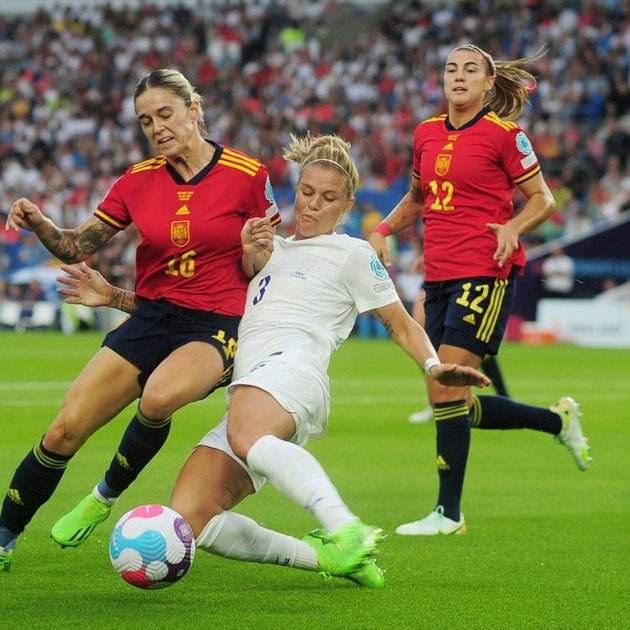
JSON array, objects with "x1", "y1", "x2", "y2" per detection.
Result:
[{"x1": 233, "y1": 233, "x2": 401, "y2": 385}]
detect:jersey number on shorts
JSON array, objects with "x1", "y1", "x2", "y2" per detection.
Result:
[
  {"x1": 165, "y1": 250, "x2": 197, "y2": 278},
  {"x1": 253, "y1": 275, "x2": 271, "y2": 305},
  {"x1": 212, "y1": 329, "x2": 237, "y2": 360},
  {"x1": 456, "y1": 282, "x2": 489, "y2": 313},
  {"x1": 429, "y1": 180, "x2": 455, "y2": 212}
]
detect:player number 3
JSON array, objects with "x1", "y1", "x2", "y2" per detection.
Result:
[{"x1": 253, "y1": 275, "x2": 271, "y2": 305}]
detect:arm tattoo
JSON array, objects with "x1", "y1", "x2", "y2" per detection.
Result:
[
  {"x1": 410, "y1": 180, "x2": 423, "y2": 204},
  {"x1": 36, "y1": 218, "x2": 117, "y2": 263},
  {"x1": 110, "y1": 287, "x2": 139, "y2": 314},
  {"x1": 375, "y1": 312, "x2": 393, "y2": 334}
]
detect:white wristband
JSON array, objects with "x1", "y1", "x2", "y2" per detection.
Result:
[{"x1": 424, "y1": 356, "x2": 441, "y2": 375}]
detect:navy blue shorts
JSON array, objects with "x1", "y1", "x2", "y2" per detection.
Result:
[
  {"x1": 423, "y1": 271, "x2": 516, "y2": 358},
  {"x1": 103, "y1": 299, "x2": 241, "y2": 390}
]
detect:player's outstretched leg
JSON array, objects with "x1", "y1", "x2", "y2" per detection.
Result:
[
  {"x1": 196, "y1": 511, "x2": 385, "y2": 588},
  {"x1": 471, "y1": 394, "x2": 592, "y2": 471},
  {"x1": 551, "y1": 397, "x2": 592, "y2": 471},
  {"x1": 246, "y1": 435, "x2": 383, "y2": 576}
]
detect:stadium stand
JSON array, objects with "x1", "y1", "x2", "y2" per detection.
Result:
[{"x1": 0, "y1": 0, "x2": 628, "y2": 331}]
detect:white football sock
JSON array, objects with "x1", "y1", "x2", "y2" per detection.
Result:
[
  {"x1": 196, "y1": 511, "x2": 318, "y2": 570},
  {"x1": 246, "y1": 434, "x2": 357, "y2": 533}
]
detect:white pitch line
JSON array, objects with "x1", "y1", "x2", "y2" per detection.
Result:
[{"x1": 0, "y1": 382, "x2": 72, "y2": 390}]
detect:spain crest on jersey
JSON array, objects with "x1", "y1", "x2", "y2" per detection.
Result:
[
  {"x1": 171, "y1": 220, "x2": 190, "y2": 247},
  {"x1": 434, "y1": 154, "x2": 452, "y2": 176}
]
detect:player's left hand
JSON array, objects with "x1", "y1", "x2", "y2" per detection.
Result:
[
  {"x1": 430, "y1": 363, "x2": 491, "y2": 388},
  {"x1": 57, "y1": 262, "x2": 113, "y2": 307},
  {"x1": 487, "y1": 222, "x2": 519, "y2": 268}
]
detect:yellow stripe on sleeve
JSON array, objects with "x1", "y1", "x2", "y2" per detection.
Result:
[{"x1": 94, "y1": 209, "x2": 127, "y2": 230}]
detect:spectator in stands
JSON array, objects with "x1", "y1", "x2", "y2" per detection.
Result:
[{"x1": 541, "y1": 247, "x2": 576, "y2": 297}]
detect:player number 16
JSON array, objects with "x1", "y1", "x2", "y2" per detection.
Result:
[{"x1": 165, "y1": 250, "x2": 197, "y2": 278}]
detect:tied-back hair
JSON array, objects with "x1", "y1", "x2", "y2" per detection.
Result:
[
  {"x1": 454, "y1": 44, "x2": 545, "y2": 120},
  {"x1": 283, "y1": 132, "x2": 360, "y2": 197},
  {"x1": 134, "y1": 68, "x2": 206, "y2": 132}
]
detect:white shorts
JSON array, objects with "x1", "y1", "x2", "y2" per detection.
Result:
[
  {"x1": 197, "y1": 417, "x2": 268, "y2": 492},
  {"x1": 197, "y1": 358, "x2": 330, "y2": 493},
  {"x1": 230, "y1": 355, "x2": 330, "y2": 442}
]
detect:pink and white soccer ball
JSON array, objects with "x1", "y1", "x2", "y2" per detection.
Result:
[{"x1": 109, "y1": 504, "x2": 196, "y2": 589}]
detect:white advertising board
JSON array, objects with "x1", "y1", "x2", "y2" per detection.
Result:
[{"x1": 537, "y1": 299, "x2": 630, "y2": 348}]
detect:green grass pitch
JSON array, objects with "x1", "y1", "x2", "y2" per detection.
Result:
[{"x1": 1, "y1": 331, "x2": 628, "y2": 629}]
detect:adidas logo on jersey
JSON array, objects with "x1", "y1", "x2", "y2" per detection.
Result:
[
  {"x1": 175, "y1": 205, "x2": 190, "y2": 215},
  {"x1": 463, "y1": 313, "x2": 476, "y2": 325}
]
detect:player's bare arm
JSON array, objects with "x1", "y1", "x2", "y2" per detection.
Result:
[
  {"x1": 374, "y1": 301, "x2": 490, "y2": 388},
  {"x1": 7, "y1": 198, "x2": 118, "y2": 263},
  {"x1": 369, "y1": 174, "x2": 424, "y2": 266},
  {"x1": 109, "y1": 287, "x2": 139, "y2": 314},
  {"x1": 58, "y1": 262, "x2": 139, "y2": 314},
  {"x1": 487, "y1": 172, "x2": 556, "y2": 267},
  {"x1": 45, "y1": 217, "x2": 118, "y2": 263},
  {"x1": 241, "y1": 217, "x2": 274, "y2": 278}
]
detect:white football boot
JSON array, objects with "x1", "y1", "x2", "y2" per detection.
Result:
[
  {"x1": 408, "y1": 406, "x2": 434, "y2": 424},
  {"x1": 551, "y1": 397, "x2": 592, "y2": 471},
  {"x1": 395, "y1": 505, "x2": 466, "y2": 536}
]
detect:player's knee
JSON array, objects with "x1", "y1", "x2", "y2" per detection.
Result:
[
  {"x1": 226, "y1": 423, "x2": 252, "y2": 462},
  {"x1": 139, "y1": 387, "x2": 177, "y2": 420},
  {"x1": 430, "y1": 382, "x2": 469, "y2": 405},
  {"x1": 44, "y1": 408, "x2": 88, "y2": 455}
]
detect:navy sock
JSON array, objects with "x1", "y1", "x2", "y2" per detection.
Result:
[
  {"x1": 481, "y1": 355, "x2": 510, "y2": 398},
  {"x1": 434, "y1": 400, "x2": 470, "y2": 522},
  {"x1": 0, "y1": 439, "x2": 72, "y2": 538},
  {"x1": 102, "y1": 408, "x2": 171, "y2": 497},
  {"x1": 471, "y1": 395, "x2": 562, "y2": 434}
]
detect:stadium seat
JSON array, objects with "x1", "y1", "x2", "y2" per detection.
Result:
[
  {"x1": 28, "y1": 301, "x2": 57, "y2": 329},
  {"x1": 0, "y1": 301, "x2": 21, "y2": 329}
]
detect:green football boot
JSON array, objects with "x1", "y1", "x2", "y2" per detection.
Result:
[
  {"x1": 0, "y1": 542, "x2": 15, "y2": 572},
  {"x1": 51, "y1": 493, "x2": 112, "y2": 548},
  {"x1": 348, "y1": 558, "x2": 385, "y2": 588},
  {"x1": 303, "y1": 521, "x2": 383, "y2": 577}
]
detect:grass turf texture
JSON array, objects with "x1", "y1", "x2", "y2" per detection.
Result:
[{"x1": 0, "y1": 331, "x2": 628, "y2": 629}]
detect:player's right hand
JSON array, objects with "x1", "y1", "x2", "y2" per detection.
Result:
[
  {"x1": 5, "y1": 197, "x2": 47, "y2": 231},
  {"x1": 369, "y1": 232, "x2": 392, "y2": 267}
]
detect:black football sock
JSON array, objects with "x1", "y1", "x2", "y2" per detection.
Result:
[
  {"x1": 102, "y1": 407, "x2": 171, "y2": 497},
  {"x1": 471, "y1": 395, "x2": 562, "y2": 435},
  {"x1": 434, "y1": 400, "x2": 470, "y2": 522},
  {"x1": 0, "y1": 438, "x2": 72, "y2": 538},
  {"x1": 481, "y1": 355, "x2": 510, "y2": 398}
]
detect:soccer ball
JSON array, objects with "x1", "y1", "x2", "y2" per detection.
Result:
[{"x1": 109, "y1": 504, "x2": 196, "y2": 589}]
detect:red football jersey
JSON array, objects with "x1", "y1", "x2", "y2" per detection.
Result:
[
  {"x1": 95, "y1": 144, "x2": 280, "y2": 315},
  {"x1": 412, "y1": 107, "x2": 541, "y2": 281}
]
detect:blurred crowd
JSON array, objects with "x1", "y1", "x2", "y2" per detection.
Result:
[{"x1": 1, "y1": 0, "x2": 629, "y2": 318}]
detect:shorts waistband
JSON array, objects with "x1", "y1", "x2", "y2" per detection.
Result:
[{"x1": 138, "y1": 298, "x2": 241, "y2": 324}]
